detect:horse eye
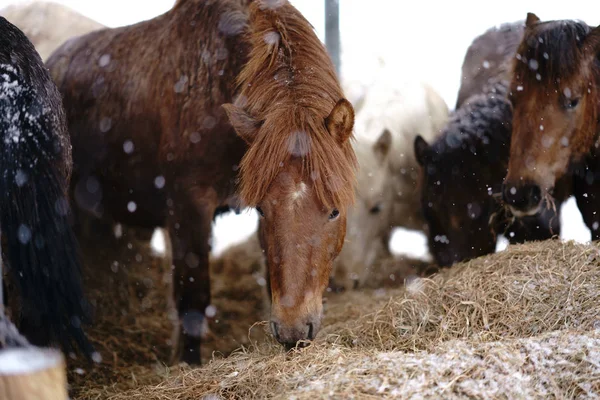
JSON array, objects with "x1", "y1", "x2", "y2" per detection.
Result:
[
  {"x1": 329, "y1": 208, "x2": 340, "y2": 220},
  {"x1": 256, "y1": 206, "x2": 264, "y2": 217},
  {"x1": 564, "y1": 97, "x2": 580, "y2": 110},
  {"x1": 369, "y1": 204, "x2": 382, "y2": 214}
]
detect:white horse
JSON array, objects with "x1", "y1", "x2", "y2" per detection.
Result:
[
  {"x1": 332, "y1": 76, "x2": 449, "y2": 289},
  {"x1": 0, "y1": 1, "x2": 104, "y2": 61}
]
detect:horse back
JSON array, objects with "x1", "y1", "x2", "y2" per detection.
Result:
[
  {"x1": 45, "y1": 0, "x2": 251, "y2": 225},
  {"x1": 456, "y1": 21, "x2": 524, "y2": 109}
]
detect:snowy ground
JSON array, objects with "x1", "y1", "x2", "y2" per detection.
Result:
[{"x1": 1, "y1": 0, "x2": 597, "y2": 259}]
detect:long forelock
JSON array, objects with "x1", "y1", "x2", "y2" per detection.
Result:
[
  {"x1": 239, "y1": 109, "x2": 357, "y2": 209},
  {"x1": 513, "y1": 20, "x2": 591, "y2": 88},
  {"x1": 235, "y1": 0, "x2": 357, "y2": 209}
]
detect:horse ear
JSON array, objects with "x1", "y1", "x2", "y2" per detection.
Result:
[
  {"x1": 326, "y1": 98, "x2": 355, "y2": 144},
  {"x1": 584, "y1": 25, "x2": 600, "y2": 58},
  {"x1": 373, "y1": 129, "x2": 392, "y2": 159},
  {"x1": 222, "y1": 103, "x2": 260, "y2": 145},
  {"x1": 414, "y1": 135, "x2": 430, "y2": 166},
  {"x1": 525, "y1": 12, "x2": 540, "y2": 27}
]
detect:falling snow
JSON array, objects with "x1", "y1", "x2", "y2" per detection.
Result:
[
  {"x1": 17, "y1": 224, "x2": 31, "y2": 244},
  {"x1": 189, "y1": 131, "x2": 201, "y2": 144},
  {"x1": 174, "y1": 75, "x2": 188, "y2": 93},
  {"x1": 14, "y1": 169, "x2": 27, "y2": 187},
  {"x1": 528, "y1": 59, "x2": 539, "y2": 71},
  {"x1": 154, "y1": 175, "x2": 165, "y2": 189},
  {"x1": 217, "y1": 10, "x2": 247, "y2": 36},
  {"x1": 123, "y1": 140, "x2": 134, "y2": 154},
  {"x1": 100, "y1": 117, "x2": 112, "y2": 133},
  {"x1": 433, "y1": 234, "x2": 450, "y2": 244},
  {"x1": 205, "y1": 305, "x2": 217, "y2": 318},
  {"x1": 127, "y1": 201, "x2": 137, "y2": 212},
  {"x1": 264, "y1": 31, "x2": 280, "y2": 46},
  {"x1": 98, "y1": 54, "x2": 111, "y2": 67}
]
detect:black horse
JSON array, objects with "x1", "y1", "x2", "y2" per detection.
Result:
[{"x1": 0, "y1": 16, "x2": 94, "y2": 359}]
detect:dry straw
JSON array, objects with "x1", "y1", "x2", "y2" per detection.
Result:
[{"x1": 73, "y1": 238, "x2": 600, "y2": 399}]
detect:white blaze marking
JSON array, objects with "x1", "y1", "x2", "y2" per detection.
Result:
[{"x1": 291, "y1": 182, "x2": 307, "y2": 202}]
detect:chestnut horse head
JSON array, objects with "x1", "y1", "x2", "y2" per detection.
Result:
[
  {"x1": 223, "y1": 0, "x2": 357, "y2": 348},
  {"x1": 503, "y1": 13, "x2": 600, "y2": 217}
]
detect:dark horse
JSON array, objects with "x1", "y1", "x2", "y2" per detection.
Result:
[
  {"x1": 0, "y1": 16, "x2": 93, "y2": 357},
  {"x1": 503, "y1": 13, "x2": 600, "y2": 240},
  {"x1": 455, "y1": 20, "x2": 525, "y2": 109},
  {"x1": 414, "y1": 21, "x2": 562, "y2": 267},
  {"x1": 46, "y1": 0, "x2": 357, "y2": 363}
]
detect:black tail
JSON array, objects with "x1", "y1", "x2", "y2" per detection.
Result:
[{"x1": 0, "y1": 65, "x2": 95, "y2": 359}]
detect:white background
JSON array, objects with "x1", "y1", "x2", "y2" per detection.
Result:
[{"x1": 1, "y1": 0, "x2": 598, "y2": 257}]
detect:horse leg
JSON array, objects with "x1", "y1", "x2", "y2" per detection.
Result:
[
  {"x1": 573, "y1": 159, "x2": 600, "y2": 241},
  {"x1": 167, "y1": 187, "x2": 216, "y2": 365}
]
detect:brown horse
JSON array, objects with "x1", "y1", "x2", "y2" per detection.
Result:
[
  {"x1": 46, "y1": 0, "x2": 356, "y2": 363},
  {"x1": 503, "y1": 13, "x2": 600, "y2": 239},
  {"x1": 414, "y1": 20, "x2": 562, "y2": 267},
  {"x1": 0, "y1": 16, "x2": 94, "y2": 358}
]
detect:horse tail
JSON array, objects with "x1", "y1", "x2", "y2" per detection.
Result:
[{"x1": 0, "y1": 65, "x2": 95, "y2": 359}]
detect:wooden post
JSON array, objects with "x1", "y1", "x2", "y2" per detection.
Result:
[
  {"x1": 325, "y1": 0, "x2": 341, "y2": 78},
  {"x1": 0, "y1": 347, "x2": 67, "y2": 400}
]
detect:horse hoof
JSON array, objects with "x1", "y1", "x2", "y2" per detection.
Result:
[{"x1": 180, "y1": 348, "x2": 201, "y2": 365}]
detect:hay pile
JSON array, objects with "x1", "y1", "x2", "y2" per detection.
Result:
[
  {"x1": 71, "y1": 238, "x2": 600, "y2": 399},
  {"x1": 66, "y1": 228, "x2": 272, "y2": 398}
]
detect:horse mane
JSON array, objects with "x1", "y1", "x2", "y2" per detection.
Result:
[
  {"x1": 429, "y1": 84, "x2": 512, "y2": 167},
  {"x1": 513, "y1": 19, "x2": 592, "y2": 88},
  {"x1": 235, "y1": 0, "x2": 357, "y2": 209}
]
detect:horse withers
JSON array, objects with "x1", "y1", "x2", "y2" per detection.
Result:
[
  {"x1": 46, "y1": 0, "x2": 357, "y2": 362},
  {"x1": 0, "y1": 16, "x2": 94, "y2": 359},
  {"x1": 503, "y1": 13, "x2": 600, "y2": 239}
]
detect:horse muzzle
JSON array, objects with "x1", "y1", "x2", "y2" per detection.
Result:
[
  {"x1": 502, "y1": 181, "x2": 543, "y2": 217},
  {"x1": 270, "y1": 315, "x2": 321, "y2": 350}
]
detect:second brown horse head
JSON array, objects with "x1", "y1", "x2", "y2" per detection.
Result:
[
  {"x1": 504, "y1": 13, "x2": 600, "y2": 217},
  {"x1": 224, "y1": 1, "x2": 357, "y2": 348}
]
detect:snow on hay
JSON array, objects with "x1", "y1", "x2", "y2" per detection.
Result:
[{"x1": 67, "y1": 238, "x2": 600, "y2": 399}]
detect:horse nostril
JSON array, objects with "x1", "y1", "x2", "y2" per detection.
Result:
[
  {"x1": 529, "y1": 185, "x2": 542, "y2": 206},
  {"x1": 270, "y1": 321, "x2": 280, "y2": 341},
  {"x1": 503, "y1": 182, "x2": 542, "y2": 212},
  {"x1": 307, "y1": 323, "x2": 314, "y2": 340},
  {"x1": 502, "y1": 183, "x2": 519, "y2": 205}
]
